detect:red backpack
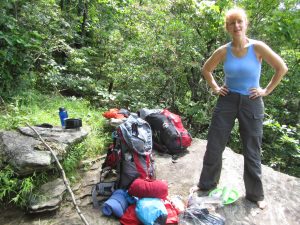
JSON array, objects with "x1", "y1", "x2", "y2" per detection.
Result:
[
  {"x1": 145, "y1": 109, "x2": 192, "y2": 154},
  {"x1": 161, "y1": 109, "x2": 192, "y2": 148}
]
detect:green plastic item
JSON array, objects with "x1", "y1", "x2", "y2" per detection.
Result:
[{"x1": 209, "y1": 187, "x2": 239, "y2": 205}]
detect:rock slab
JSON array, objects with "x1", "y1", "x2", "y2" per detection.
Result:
[
  {"x1": 29, "y1": 178, "x2": 67, "y2": 213},
  {"x1": 0, "y1": 126, "x2": 88, "y2": 175}
]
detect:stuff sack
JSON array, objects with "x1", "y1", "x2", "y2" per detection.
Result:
[
  {"x1": 135, "y1": 198, "x2": 168, "y2": 225},
  {"x1": 120, "y1": 205, "x2": 141, "y2": 225},
  {"x1": 102, "y1": 189, "x2": 129, "y2": 218},
  {"x1": 164, "y1": 199, "x2": 180, "y2": 224},
  {"x1": 145, "y1": 109, "x2": 192, "y2": 154},
  {"x1": 102, "y1": 108, "x2": 130, "y2": 119},
  {"x1": 128, "y1": 178, "x2": 168, "y2": 199}
]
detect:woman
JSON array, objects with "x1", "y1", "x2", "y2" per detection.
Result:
[{"x1": 193, "y1": 7, "x2": 288, "y2": 209}]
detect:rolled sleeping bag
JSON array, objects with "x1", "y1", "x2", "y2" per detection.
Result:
[{"x1": 102, "y1": 189, "x2": 128, "y2": 218}]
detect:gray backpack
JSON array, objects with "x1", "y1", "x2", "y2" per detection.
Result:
[{"x1": 92, "y1": 115, "x2": 155, "y2": 208}]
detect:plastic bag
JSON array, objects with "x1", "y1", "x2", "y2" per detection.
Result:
[
  {"x1": 170, "y1": 195, "x2": 186, "y2": 213},
  {"x1": 187, "y1": 195, "x2": 223, "y2": 211},
  {"x1": 178, "y1": 207, "x2": 225, "y2": 225}
]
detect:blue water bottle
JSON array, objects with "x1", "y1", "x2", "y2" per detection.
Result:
[{"x1": 59, "y1": 107, "x2": 68, "y2": 128}]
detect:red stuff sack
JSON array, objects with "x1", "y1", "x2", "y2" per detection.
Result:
[
  {"x1": 120, "y1": 205, "x2": 141, "y2": 225},
  {"x1": 103, "y1": 108, "x2": 126, "y2": 119},
  {"x1": 164, "y1": 199, "x2": 180, "y2": 224},
  {"x1": 128, "y1": 178, "x2": 168, "y2": 199}
]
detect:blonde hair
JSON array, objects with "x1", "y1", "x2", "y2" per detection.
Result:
[{"x1": 224, "y1": 7, "x2": 248, "y2": 29}]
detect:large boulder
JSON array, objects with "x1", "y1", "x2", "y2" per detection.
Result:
[
  {"x1": 0, "y1": 126, "x2": 88, "y2": 176},
  {"x1": 18, "y1": 126, "x2": 88, "y2": 145}
]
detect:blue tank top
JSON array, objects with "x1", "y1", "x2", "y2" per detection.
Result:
[{"x1": 223, "y1": 41, "x2": 261, "y2": 95}]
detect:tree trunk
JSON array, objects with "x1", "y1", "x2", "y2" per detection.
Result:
[
  {"x1": 80, "y1": 0, "x2": 88, "y2": 41},
  {"x1": 60, "y1": 0, "x2": 64, "y2": 10}
]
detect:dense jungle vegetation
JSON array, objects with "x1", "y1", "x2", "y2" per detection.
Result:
[{"x1": 0, "y1": 0, "x2": 299, "y2": 207}]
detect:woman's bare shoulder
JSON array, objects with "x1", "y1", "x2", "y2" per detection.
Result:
[
  {"x1": 216, "y1": 44, "x2": 228, "y2": 52},
  {"x1": 203, "y1": 44, "x2": 228, "y2": 70},
  {"x1": 251, "y1": 39, "x2": 287, "y2": 69},
  {"x1": 213, "y1": 44, "x2": 228, "y2": 58},
  {"x1": 251, "y1": 39, "x2": 269, "y2": 50}
]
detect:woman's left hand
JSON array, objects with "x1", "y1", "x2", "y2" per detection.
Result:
[{"x1": 249, "y1": 87, "x2": 268, "y2": 99}]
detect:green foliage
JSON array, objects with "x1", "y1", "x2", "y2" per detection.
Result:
[
  {"x1": 226, "y1": 118, "x2": 300, "y2": 177},
  {"x1": 0, "y1": 166, "x2": 47, "y2": 207},
  {"x1": 0, "y1": 166, "x2": 18, "y2": 204},
  {"x1": 62, "y1": 143, "x2": 87, "y2": 182},
  {"x1": 262, "y1": 118, "x2": 300, "y2": 177},
  {"x1": 0, "y1": 2, "x2": 36, "y2": 98},
  {"x1": 0, "y1": 90, "x2": 83, "y2": 129}
]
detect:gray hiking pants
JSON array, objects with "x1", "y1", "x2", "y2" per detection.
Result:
[{"x1": 199, "y1": 92, "x2": 264, "y2": 201}]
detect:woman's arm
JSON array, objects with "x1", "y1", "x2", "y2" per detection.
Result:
[
  {"x1": 251, "y1": 41, "x2": 288, "y2": 98},
  {"x1": 202, "y1": 45, "x2": 228, "y2": 96}
]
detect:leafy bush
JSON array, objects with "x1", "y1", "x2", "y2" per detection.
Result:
[
  {"x1": 0, "y1": 166, "x2": 47, "y2": 207},
  {"x1": 226, "y1": 117, "x2": 300, "y2": 177},
  {"x1": 262, "y1": 118, "x2": 299, "y2": 177}
]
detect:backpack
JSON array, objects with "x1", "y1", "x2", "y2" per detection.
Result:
[
  {"x1": 92, "y1": 114, "x2": 155, "y2": 208},
  {"x1": 145, "y1": 109, "x2": 192, "y2": 154}
]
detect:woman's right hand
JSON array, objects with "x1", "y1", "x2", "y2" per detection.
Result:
[{"x1": 213, "y1": 85, "x2": 229, "y2": 96}]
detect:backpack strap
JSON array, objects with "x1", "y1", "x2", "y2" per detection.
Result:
[
  {"x1": 166, "y1": 115, "x2": 183, "y2": 149},
  {"x1": 178, "y1": 131, "x2": 183, "y2": 149},
  {"x1": 92, "y1": 167, "x2": 117, "y2": 209},
  {"x1": 91, "y1": 185, "x2": 99, "y2": 209},
  {"x1": 91, "y1": 182, "x2": 116, "y2": 209}
]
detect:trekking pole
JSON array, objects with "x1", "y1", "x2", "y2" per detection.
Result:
[{"x1": 26, "y1": 123, "x2": 90, "y2": 225}]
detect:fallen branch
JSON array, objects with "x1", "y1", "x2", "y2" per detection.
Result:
[{"x1": 26, "y1": 123, "x2": 90, "y2": 225}]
